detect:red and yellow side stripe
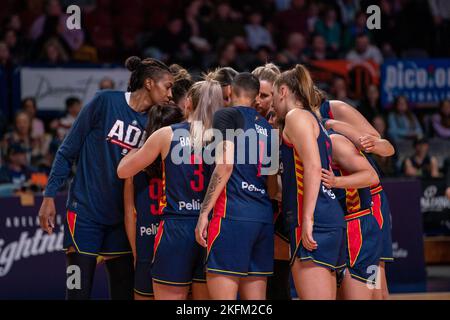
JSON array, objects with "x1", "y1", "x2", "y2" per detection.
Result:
[
  {"x1": 152, "y1": 220, "x2": 165, "y2": 263},
  {"x1": 347, "y1": 218, "x2": 363, "y2": 268},
  {"x1": 293, "y1": 150, "x2": 304, "y2": 227},
  {"x1": 158, "y1": 161, "x2": 167, "y2": 214}
]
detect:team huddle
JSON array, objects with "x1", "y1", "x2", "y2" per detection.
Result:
[{"x1": 38, "y1": 56, "x2": 394, "y2": 300}]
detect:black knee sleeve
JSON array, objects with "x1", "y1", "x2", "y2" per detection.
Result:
[
  {"x1": 104, "y1": 254, "x2": 134, "y2": 300},
  {"x1": 65, "y1": 252, "x2": 97, "y2": 300},
  {"x1": 267, "y1": 259, "x2": 291, "y2": 300}
]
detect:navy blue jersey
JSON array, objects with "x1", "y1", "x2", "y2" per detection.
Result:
[
  {"x1": 44, "y1": 91, "x2": 148, "y2": 225},
  {"x1": 328, "y1": 131, "x2": 373, "y2": 215},
  {"x1": 280, "y1": 111, "x2": 345, "y2": 229},
  {"x1": 319, "y1": 99, "x2": 333, "y2": 120},
  {"x1": 159, "y1": 122, "x2": 208, "y2": 219},
  {"x1": 134, "y1": 172, "x2": 161, "y2": 261},
  {"x1": 212, "y1": 107, "x2": 273, "y2": 224}
]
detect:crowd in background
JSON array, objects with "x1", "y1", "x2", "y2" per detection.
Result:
[{"x1": 0, "y1": 0, "x2": 449, "y2": 191}]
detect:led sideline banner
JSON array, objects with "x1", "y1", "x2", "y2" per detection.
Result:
[
  {"x1": 0, "y1": 179, "x2": 426, "y2": 299},
  {"x1": 0, "y1": 195, "x2": 108, "y2": 299},
  {"x1": 381, "y1": 59, "x2": 450, "y2": 108},
  {"x1": 421, "y1": 178, "x2": 450, "y2": 236},
  {"x1": 20, "y1": 67, "x2": 130, "y2": 111}
]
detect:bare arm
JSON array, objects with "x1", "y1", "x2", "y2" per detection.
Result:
[
  {"x1": 326, "y1": 119, "x2": 395, "y2": 157},
  {"x1": 123, "y1": 177, "x2": 137, "y2": 262},
  {"x1": 322, "y1": 134, "x2": 379, "y2": 189},
  {"x1": 195, "y1": 140, "x2": 234, "y2": 247},
  {"x1": 117, "y1": 127, "x2": 171, "y2": 179},
  {"x1": 285, "y1": 109, "x2": 321, "y2": 251},
  {"x1": 329, "y1": 100, "x2": 381, "y2": 138}
]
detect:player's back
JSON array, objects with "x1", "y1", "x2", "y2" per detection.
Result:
[
  {"x1": 213, "y1": 106, "x2": 273, "y2": 224},
  {"x1": 280, "y1": 110, "x2": 345, "y2": 229},
  {"x1": 159, "y1": 121, "x2": 208, "y2": 219}
]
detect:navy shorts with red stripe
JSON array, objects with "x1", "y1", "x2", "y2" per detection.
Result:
[
  {"x1": 290, "y1": 224, "x2": 346, "y2": 271},
  {"x1": 63, "y1": 210, "x2": 132, "y2": 256},
  {"x1": 151, "y1": 218, "x2": 206, "y2": 286},
  {"x1": 343, "y1": 212, "x2": 382, "y2": 284},
  {"x1": 371, "y1": 188, "x2": 394, "y2": 262},
  {"x1": 206, "y1": 215, "x2": 274, "y2": 277}
]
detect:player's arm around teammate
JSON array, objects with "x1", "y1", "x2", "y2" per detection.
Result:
[
  {"x1": 321, "y1": 133, "x2": 382, "y2": 300},
  {"x1": 319, "y1": 98, "x2": 395, "y2": 300},
  {"x1": 324, "y1": 119, "x2": 395, "y2": 157},
  {"x1": 320, "y1": 99, "x2": 395, "y2": 157}
]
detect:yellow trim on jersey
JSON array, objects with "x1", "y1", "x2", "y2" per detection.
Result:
[
  {"x1": 349, "y1": 272, "x2": 376, "y2": 285},
  {"x1": 345, "y1": 208, "x2": 372, "y2": 221},
  {"x1": 67, "y1": 212, "x2": 98, "y2": 257},
  {"x1": 98, "y1": 251, "x2": 133, "y2": 256},
  {"x1": 247, "y1": 271, "x2": 274, "y2": 275},
  {"x1": 134, "y1": 289, "x2": 154, "y2": 296},
  {"x1": 299, "y1": 256, "x2": 346, "y2": 270},
  {"x1": 207, "y1": 268, "x2": 248, "y2": 276},
  {"x1": 152, "y1": 277, "x2": 192, "y2": 286}
]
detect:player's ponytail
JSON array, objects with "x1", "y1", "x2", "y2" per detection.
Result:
[
  {"x1": 274, "y1": 64, "x2": 321, "y2": 114},
  {"x1": 187, "y1": 79, "x2": 224, "y2": 148},
  {"x1": 125, "y1": 56, "x2": 171, "y2": 92},
  {"x1": 144, "y1": 103, "x2": 184, "y2": 177}
]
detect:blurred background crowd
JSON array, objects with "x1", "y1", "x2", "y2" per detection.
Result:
[{"x1": 0, "y1": 0, "x2": 449, "y2": 193}]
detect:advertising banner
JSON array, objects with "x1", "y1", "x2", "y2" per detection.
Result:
[{"x1": 381, "y1": 59, "x2": 450, "y2": 107}]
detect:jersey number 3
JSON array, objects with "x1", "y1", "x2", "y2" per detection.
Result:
[{"x1": 190, "y1": 154, "x2": 204, "y2": 192}]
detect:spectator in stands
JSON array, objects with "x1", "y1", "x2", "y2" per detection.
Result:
[
  {"x1": 388, "y1": 96, "x2": 424, "y2": 143},
  {"x1": 2, "y1": 29, "x2": 26, "y2": 64},
  {"x1": 29, "y1": 0, "x2": 84, "y2": 53},
  {"x1": 273, "y1": 0, "x2": 309, "y2": 43},
  {"x1": 0, "y1": 144, "x2": 35, "y2": 185},
  {"x1": 358, "y1": 84, "x2": 382, "y2": 124},
  {"x1": 342, "y1": 11, "x2": 372, "y2": 51},
  {"x1": 1, "y1": 111, "x2": 40, "y2": 166},
  {"x1": 444, "y1": 157, "x2": 450, "y2": 199},
  {"x1": 39, "y1": 38, "x2": 69, "y2": 64},
  {"x1": 277, "y1": 32, "x2": 307, "y2": 66},
  {"x1": 346, "y1": 33, "x2": 383, "y2": 65},
  {"x1": 430, "y1": 99, "x2": 450, "y2": 139},
  {"x1": 314, "y1": 7, "x2": 341, "y2": 54},
  {"x1": 371, "y1": 115, "x2": 397, "y2": 176},
  {"x1": 51, "y1": 97, "x2": 82, "y2": 140},
  {"x1": 150, "y1": 16, "x2": 193, "y2": 65},
  {"x1": 306, "y1": 2, "x2": 320, "y2": 34},
  {"x1": 308, "y1": 34, "x2": 333, "y2": 60},
  {"x1": 0, "y1": 109, "x2": 7, "y2": 140},
  {"x1": 99, "y1": 77, "x2": 115, "y2": 90},
  {"x1": 245, "y1": 11, "x2": 274, "y2": 51},
  {"x1": 0, "y1": 41, "x2": 12, "y2": 67},
  {"x1": 403, "y1": 138, "x2": 440, "y2": 178},
  {"x1": 21, "y1": 97, "x2": 45, "y2": 141},
  {"x1": 207, "y1": 2, "x2": 245, "y2": 45},
  {"x1": 210, "y1": 41, "x2": 243, "y2": 71},
  {"x1": 337, "y1": 0, "x2": 360, "y2": 26},
  {"x1": 329, "y1": 76, "x2": 357, "y2": 107},
  {"x1": 428, "y1": 0, "x2": 450, "y2": 56}
]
